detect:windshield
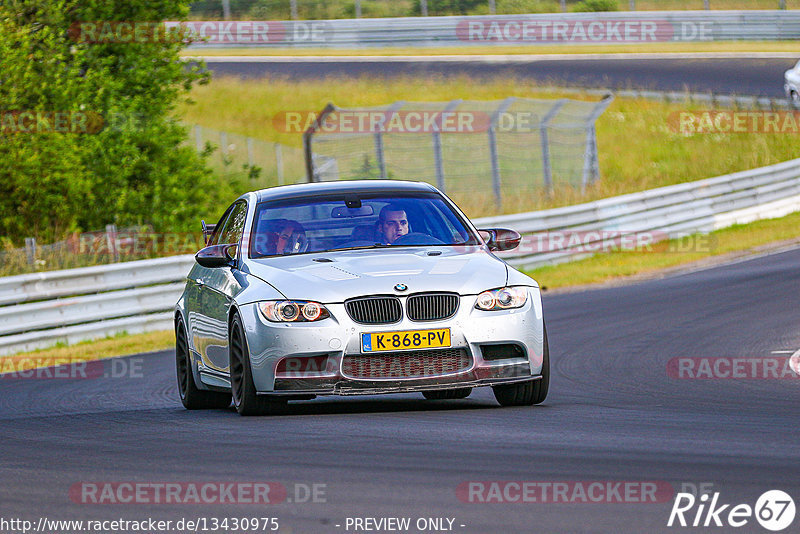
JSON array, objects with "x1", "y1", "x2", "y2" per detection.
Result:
[{"x1": 249, "y1": 191, "x2": 481, "y2": 258}]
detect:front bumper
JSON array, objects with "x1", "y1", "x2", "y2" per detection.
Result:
[{"x1": 236, "y1": 287, "x2": 545, "y2": 396}]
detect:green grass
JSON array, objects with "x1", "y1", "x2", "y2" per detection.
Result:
[
  {"x1": 180, "y1": 75, "x2": 800, "y2": 218},
  {"x1": 525, "y1": 210, "x2": 800, "y2": 289},
  {"x1": 0, "y1": 330, "x2": 174, "y2": 369},
  {"x1": 183, "y1": 41, "x2": 800, "y2": 57}
]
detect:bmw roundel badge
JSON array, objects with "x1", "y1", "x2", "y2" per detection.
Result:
[{"x1": 394, "y1": 283, "x2": 408, "y2": 292}]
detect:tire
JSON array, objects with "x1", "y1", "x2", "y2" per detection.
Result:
[
  {"x1": 229, "y1": 314, "x2": 288, "y2": 416},
  {"x1": 492, "y1": 323, "x2": 550, "y2": 407},
  {"x1": 422, "y1": 388, "x2": 472, "y2": 400},
  {"x1": 175, "y1": 318, "x2": 231, "y2": 410}
]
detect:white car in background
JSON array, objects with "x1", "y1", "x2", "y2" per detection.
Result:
[{"x1": 785, "y1": 60, "x2": 800, "y2": 107}]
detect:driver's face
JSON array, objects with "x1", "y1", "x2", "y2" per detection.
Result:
[{"x1": 378, "y1": 211, "x2": 409, "y2": 244}]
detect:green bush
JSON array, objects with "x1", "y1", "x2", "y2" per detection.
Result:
[
  {"x1": 0, "y1": 0, "x2": 228, "y2": 244},
  {"x1": 572, "y1": 0, "x2": 620, "y2": 11}
]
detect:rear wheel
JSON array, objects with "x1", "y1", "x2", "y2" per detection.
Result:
[
  {"x1": 422, "y1": 388, "x2": 472, "y2": 400},
  {"x1": 175, "y1": 318, "x2": 231, "y2": 410},
  {"x1": 229, "y1": 314, "x2": 288, "y2": 416},
  {"x1": 492, "y1": 323, "x2": 550, "y2": 407}
]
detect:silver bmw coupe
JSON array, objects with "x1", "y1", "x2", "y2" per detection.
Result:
[{"x1": 175, "y1": 180, "x2": 549, "y2": 415}]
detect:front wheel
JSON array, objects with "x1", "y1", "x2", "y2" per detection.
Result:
[
  {"x1": 492, "y1": 323, "x2": 550, "y2": 407},
  {"x1": 175, "y1": 318, "x2": 231, "y2": 410},
  {"x1": 229, "y1": 314, "x2": 288, "y2": 416}
]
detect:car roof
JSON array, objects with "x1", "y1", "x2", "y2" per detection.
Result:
[{"x1": 253, "y1": 180, "x2": 438, "y2": 203}]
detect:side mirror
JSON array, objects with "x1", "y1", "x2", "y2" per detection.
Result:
[
  {"x1": 196, "y1": 244, "x2": 236, "y2": 268},
  {"x1": 478, "y1": 228, "x2": 522, "y2": 252}
]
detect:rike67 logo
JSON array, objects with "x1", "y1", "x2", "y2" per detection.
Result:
[{"x1": 668, "y1": 490, "x2": 796, "y2": 531}]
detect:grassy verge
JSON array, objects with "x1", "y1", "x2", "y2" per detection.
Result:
[
  {"x1": 0, "y1": 331, "x2": 174, "y2": 373},
  {"x1": 182, "y1": 41, "x2": 800, "y2": 57},
  {"x1": 525, "y1": 210, "x2": 800, "y2": 289},
  {"x1": 181, "y1": 75, "x2": 800, "y2": 218}
]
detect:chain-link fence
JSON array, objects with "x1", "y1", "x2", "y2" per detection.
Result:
[
  {"x1": 0, "y1": 226, "x2": 165, "y2": 277},
  {"x1": 303, "y1": 96, "x2": 612, "y2": 212},
  {"x1": 189, "y1": 124, "x2": 306, "y2": 189}
]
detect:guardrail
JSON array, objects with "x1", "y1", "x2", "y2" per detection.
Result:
[
  {"x1": 0, "y1": 256, "x2": 194, "y2": 356},
  {"x1": 181, "y1": 11, "x2": 800, "y2": 48},
  {"x1": 478, "y1": 157, "x2": 800, "y2": 269},
  {"x1": 2, "y1": 156, "x2": 800, "y2": 356}
]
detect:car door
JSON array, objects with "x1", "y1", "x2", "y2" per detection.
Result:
[{"x1": 194, "y1": 200, "x2": 249, "y2": 374}]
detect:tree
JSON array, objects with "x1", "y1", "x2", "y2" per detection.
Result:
[{"x1": 0, "y1": 0, "x2": 224, "y2": 244}]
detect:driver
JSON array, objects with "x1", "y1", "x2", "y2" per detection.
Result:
[{"x1": 376, "y1": 204, "x2": 410, "y2": 244}]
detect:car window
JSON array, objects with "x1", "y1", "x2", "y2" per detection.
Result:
[
  {"x1": 250, "y1": 191, "x2": 480, "y2": 258},
  {"x1": 208, "y1": 205, "x2": 234, "y2": 246},
  {"x1": 216, "y1": 200, "x2": 248, "y2": 246}
]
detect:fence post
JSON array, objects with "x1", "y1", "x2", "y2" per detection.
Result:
[
  {"x1": 220, "y1": 131, "x2": 228, "y2": 156},
  {"x1": 373, "y1": 102, "x2": 405, "y2": 181},
  {"x1": 629, "y1": 0, "x2": 635, "y2": 9},
  {"x1": 581, "y1": 95, "x2": 614, "y2": 191},
  {"x1": 540, "y1": 99, "x2": 566, "y2": 195},
  {"x1": 105, "y1": 224, "x2": 119, "y2": 263},
  {"x1": 433, "y1": 99, "x2": 463, "y2": 193},
  {"x1": 290, "y1": 0, "x2": 298, "y2": 20},
  {"x1": 489, "y1": 0, "x2": 496, "y2": 14},
  {"x1": 221, "y1": 0, "x2": 231, "y2": 20},
  {"x1": 488, "y1": 97, "x2": 516, "y2": 210},
  {"x1": 704, "y1": 0, "x2": 710, "y2": 9},
  {"x1": 24, "y1": 237, "x2": 36, "y2": 266},
  {"x1": 560, "y1": 0, "x2": 566, "y2": 12},
  {"x1": 779, "y1": 0, "x2": 786, "y2": 8},
  {"x1": 275, "y1": 143, "x2": 284, "y2": 185},
  {"x1": 194, "y1": 125, "x2": 203, "y2": 152},
  {"x1": 304, "y1": 103, "x2": 337, "y2": 182},
  {"x1": 420, "y1": 0, "x2": 428, "y2": 16},
  {"x1": 355, "y1": 0, "x2": 361, "y2": 18}
]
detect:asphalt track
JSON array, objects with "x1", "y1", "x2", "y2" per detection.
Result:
[
  {"x1": 201, "y1": 57, "x2": 796, "y2": 98},
  {"x1": 2, "y1": 247, "x2": 800, "y2": 533}
]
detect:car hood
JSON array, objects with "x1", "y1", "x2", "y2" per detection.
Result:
[{"x1": 244, "y1": 246, "x2": 510, "y2": 303}]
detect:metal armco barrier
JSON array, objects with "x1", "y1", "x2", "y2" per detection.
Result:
[
  {"x1": 0, "y1": 256, "x2": 195, "y2": 356},
  {"x1": 478, "y1": 157, "x2": 800, "y2": 269},
  {"x1": 180, "y1": 11, "x2": 800, "y2": 48},
  {"x1": 2, "y1": 157, "x2": 800, "y2": 355}
]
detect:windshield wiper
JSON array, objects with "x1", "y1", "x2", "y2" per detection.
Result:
[{"x1": 328, "y1": 243, "x2": 393, "y2": 252}]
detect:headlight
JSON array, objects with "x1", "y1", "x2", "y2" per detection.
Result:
[
  {"x1": 475, "y1": 287, "x2": 528, "y2": 311},
  {"x1": 258, "y1": 300, "x2": 330, "y2": 322}
]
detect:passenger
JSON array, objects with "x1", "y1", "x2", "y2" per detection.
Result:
[
  {"x1": 259, "y1": 219, "x2": 306, "y2": 255},
  {"x1": 274, "y1": 220, "x2": 306, "y2": 254}
]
